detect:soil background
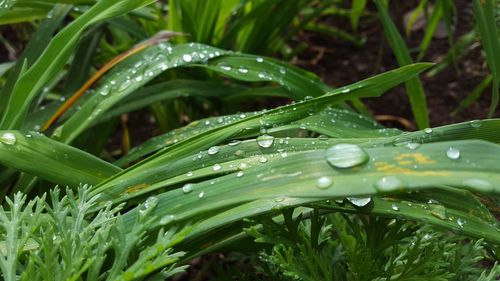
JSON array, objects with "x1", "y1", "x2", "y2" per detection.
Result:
[{"x1": 293, "y1": 0, "x2": 500, "y2": 129}]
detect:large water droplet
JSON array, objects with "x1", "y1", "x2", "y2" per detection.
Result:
[
  {"x1": 182, "y1": 183, "x2": 193, "y2": 194},
  {"x1": 424, "y1": 128, "x2": 433, "y2": 134},
  {"x1": 429, "y1": 204, "x2": 447, "y2": 219},
  {"x1": 374, "y1": 176, "x2": 405, "y2": 192},
  {"x1": 238, "y1": 67, "x2": 248, "y2": 74},
  {"x1": 182, "y1": 54, "x2": 192, "y2": 62},
  {"x1": 446, "y1": 147, "x2": 460, "y2": 160},
  {"x1": 208, "y1": 146, "x2": 219, "y2": 155},
  {"x1": 316, "y1": 176, "x2": 333, "y2": 189},
  {"x1": 326, "y1": 144, "x2": 369, "y2": 168},
  {"x1": 462, "y1": 178, "x2": 493, "y2": 192},
  {"x1": 257, "y1": 134, "x2": 274, "y2": 148},
  {"x1": 0, "y1": 132, "x2": 16, "y2": 145},
  {"x1": 256, "y1": 57, "x2": 264, "y2": 63},
  {"x1": 347, "y1": 197, "x2": 372, "y2": 207},
  {"x1": 391, "y1": 203, "x2": 399, "y2": 211}
]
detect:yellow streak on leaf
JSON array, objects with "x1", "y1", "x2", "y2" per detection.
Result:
[
  {"x1": 125, "y1": 183, "x2": 149, "y2": 193},
  {"x1": 394, "y1": 153, "x2": 436, "y2": 164}
]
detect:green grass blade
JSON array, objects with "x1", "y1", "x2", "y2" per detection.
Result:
[
  {"x1": 472, "y1": 0, "x2": 500, "y2": 118},
  {"x1": 119, "y1": 140, "x2": 500, "y2": 245},
  {"x1": 53, "y1": 43, "x2": 327, "y2": 144},
  {"x1": 416, "y1": 1, "x2": 443, "y2": 61},
  {"x1": 375, "y1": 0, "x2": 430, "y2": 129},
  {"x1": 0, "y1": 0, "x2": 155, "y2": 130},
  {"x1": 89, "y1": 63, "x2": 432, "y2": 199},
  {"x1": 0, "y1": 131, "x2": 121, "y2": 186}
]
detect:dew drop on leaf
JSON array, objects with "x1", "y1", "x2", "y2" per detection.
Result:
[
  {"x1": 256, "y1": 57, "x2": 263, "y2": 63},
  {"x1": 208, "y1": 146, "x2": 219, "y2": 155},
  {"x1": 326, "y1": 143, "x2": 369, "y2": 168},
  {"x1": 259, "y1": 156, "x2": 268, "y2": 163},
  {"x1": 198, "y1": 191, "x2": 205, "y2": 198},
  {"x1": 182, "y1": 183, "x2": 193, "y2": 194},
  {"x1": 182, "y1": 54, "x2": 192, "y2": 62},
  {"x1": 0, "y1": 132, "x2": 16, "y2": 145},
  {"x1": 213, "y1": 164, "x2": 222, "y2": 171},
  {"x1": 391, "y1": 204, "x2": 399, "y2": 211},
  {"x1": 424, "y1": 128, "x2": 433, "y2": 134},
  {"x1": 446, "y1": 147, "x2": 460, "y2": 160},
  {"x1": 256, "y1": 134, "x2": 274, "y2": 148},
  {"x1": 374, "y1": 176, "x2": 405, "y2": 192},
  {"x1": 469, "y1": 120, "x2": 482, "y2": 128},
  {"x1": 316, "y1": 176, "x2": 333, "y2": 189},
  {"x1": 160, "y1": 214, "x2": 175, "y2": 225},
  {"x1": 236, "y1": 171, "x2": 244, "y2": 177},
  {"x1": 347, "y1": 197, "x2": 371, "y2": 207},
  {"x1": 238, "y1": 67, "x2": 248, "y2": 74},
  {"x1": 456, "y1": 218, "x2": 465, "y2": 228}
]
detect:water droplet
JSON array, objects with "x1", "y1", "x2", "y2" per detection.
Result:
[
  {"x1": 218, "y1": 63, "x2": 231, "y2": 71},
  {"x1": 374, "y1": 176, "x2": 405, "y2": 192},
  {"x1": 0, "y1": 132, "x2": 16, "y2": 145},
  {"x1": 238, "y1": 67, "x2": 248, "y2": 74},
  {"x1": 259, "y1": 156, "x2": 268, "y2": 163},
  {"x1": 279, "y1": 67, "x2": 286, "y2": 74},
  {"x1": 160, "y1": 214, "x2": 175, "y2": 225},
  {"x1": 347, "y1": 197, "x2": 371, "y2": 207},
  {"x1": 406, "y1": 142, "x2": 420, "y2": 150},
  {"x1": 198, "y1": 191, "x2": 205, "y2": 198},
  {"x1": 182, "y1": 54, "x2": 192, "y2": 62},
  {"x1": 424, "y1": 128, "x2": 433, "y2": 134},
  {"x1": 208, "y1": 146, "x2": 219, "y2": 155},
  {"x1": 186, "y1": 171, "x2": 193, "y2": 177},
  {"x1": 391, "y1": 204, "x2": 399, "y2": 211},
  {"x1": 256, "y1": 57, "x2": 263, "y2": 63},
  {"x1": 470, "y1": 120, "x2": 482, "y2": 128},
  {"x1": 316, "y1": 176, "x2": 333, "y2": 189},
  {"x1": 182, "y1": 183, "x2": 193, "y2": 194},
  {"x1": 456, "y1": 218, "x2": 465, "y2": 228},
  {"x1": 462, "y1": 178, "x2": 493, "y2": 192},
  {"x1": 135, "y1": 76, "x2": 143, "y2": 82},
  {"x1": 139, "y1": 196, "x2": 159, "y2": 216},
  {"x1": 326, "y1": 144, "x2": 369, "y2": 168},
  {"x1": 213, "y1": 164, "x2": 222, "y2": 171},
  {"x1": 429, "y1": 204, "x2": 447, "y2": 219},
  {"x1": 236, "y1": 171, "x2": 244, "y2": 177},
  {"x1": 228, "y1": 140, "x2": 241, "y2": 146},
  {"x1": 256, "y1": 134, "x2": 274, "y2": 148},
  {"x1": 446, "y1": 147, "x2": 460, "y2": 160}
]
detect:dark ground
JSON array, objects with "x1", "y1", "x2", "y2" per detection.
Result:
[{"x1": 293, "y1": 0, "x2": 500, "y2": 129}]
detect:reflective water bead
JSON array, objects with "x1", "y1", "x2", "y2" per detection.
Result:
[
  {"x1": 326, "y1": 143, "x2": 369, "y2": 168},
  {"x1": 316, "y1": 176, "x2": 333, "y2": 189},
  {"x1": 424, "y1": 128, "x2": 433, "y2": 134},
  {"x1": 0, "y1": 132, "x2": 16, "y2": 145},
  {"x1": 238, "y1": 67, "x2": 248, "y2": 74},
  {"x1": 374, "y1": 176, "x2": 405, "y2": 192},
  {"x1": 259, "y1": 156, "x2": 268, "y2": 163},
  {"x1": 446, "y1": 147, "x2": 460, "y2": 160},
  {"x1": 213, "y1": 164, "x2": 222, "y2": 171},
  {"x1": 391, "y1": 204, "x2": 399, "y2": 211},
  {"x1": 257, "y1": 134, "x2": 274, "y2": 148},
  {"x1": 347, "y1": 197, "x2": 371, "y2": 207},
  {"x1": 236, "y1": 171, "x2": 244, "y2": 177},
  {"x1": 182, "y1": 54, "x2": 192, "y2": 62},
  {"x1": 208, "y1": 146, "x2": 219, "y2": 155},
  {"x1": 256, "y1": 57, "x2": 264, "y2": 63},
  {"x1": 182, "y1": 183, "x2": 193, "y2": 194}
]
